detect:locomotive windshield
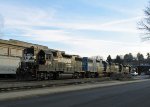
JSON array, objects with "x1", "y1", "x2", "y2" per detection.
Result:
[
  {"x1": 37, "y1": 49, "x2": 53, "y2": 65},
  {"x1": 37, "y1": 50, "x2": 46, "y2": 65},
  {"x1": 23, "y1": 47, "x2": 34, "y2": 62}
]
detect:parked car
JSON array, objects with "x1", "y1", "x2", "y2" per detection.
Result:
[{"x1": 130, "y1": 71, "x2": 138, "y2": 76}]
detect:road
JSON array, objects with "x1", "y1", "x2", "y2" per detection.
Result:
[{"x1": 0, "y1": 80, "x2": 150, "y2": 107}]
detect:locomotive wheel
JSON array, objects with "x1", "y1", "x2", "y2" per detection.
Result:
[
  {"x1": 54, "y1": 72, "x2": 59, "y2": 80},
  {"x1": 25, "y1": 72, "x2": 33, "y2": 81},
  {"x1": 16, "y1": 72, "x2": 21, "y2": 81},
  {"x1": 37, "y1": 73, "x2": 42, "y2": 81},
  {"x1": 48, "y1": 72, "x2": 54, "y2": 80},
  {"x1": 91, "y1": 73, "x2": 95, "y2": 78},
  {"x1": 81, "y1": 72, "x2": 86, "y2": 78},
  {"x1": 86, "y1": 72, "x2": 91, "y2": 78},
  {"x1": 44, "y1": 73, "x2": 48, "y2": 80},
  {"x1": 94, "y1": 72, "x2": 99, "y2": 78},
  {"x1": 73, "y1": 73, "x2": 80, "y2": 79}
]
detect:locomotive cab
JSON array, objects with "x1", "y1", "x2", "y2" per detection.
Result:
[
  {"x1": 17, "y1": 46, "x2": 36, "y2": 80},
  {"x1": 37, "y1": 49, "x2": 53, "y2": 65},
  {"x1": 23, "y1": 46, "x2": 35, "y2": 63},
  {"x1": 36, "y1": 49, "x2": 56, "y2": 80}
]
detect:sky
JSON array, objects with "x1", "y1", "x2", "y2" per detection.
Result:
[{"x1": 0, "y1": 0, "x2": 149, "y2": 59}]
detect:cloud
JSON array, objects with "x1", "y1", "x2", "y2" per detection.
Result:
[
  {"x1": 39, "y1": 16, "x2": 141, "y2": 33},
  {"x1": 0, "y1": 3, "x2": 143, "y2": 34},
  {"x1": 5, "y1": 16, "x2": 142, "y2": 34},
  {"x1": 0, "y1": 3, "x2": 56, "y2": 30},
  {"x1": 0, "y1": 2, "x2": 148, "y2": 59},
  {"x1": 62, "y1": 37, "x2": 150, "y2": 59},
  {"x1": 23, "y1": 29, "x2": 71, "y2": 42}
]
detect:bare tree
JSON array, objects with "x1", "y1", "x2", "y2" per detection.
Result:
[
  {"x1": 138, "y1": 1, "x2": 150, "y2": 41},
  {"x1": 91, "y1": 56, "x2": 103, "y2": 61}
]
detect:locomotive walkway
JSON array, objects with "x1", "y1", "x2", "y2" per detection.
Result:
[{"x1": 0, "y1": 78, "x2": 149, "y2": 102}]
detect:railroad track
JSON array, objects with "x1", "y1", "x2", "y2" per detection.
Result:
[{"x1": 0, "y1": 78, "x2": 110, "y2": 93}]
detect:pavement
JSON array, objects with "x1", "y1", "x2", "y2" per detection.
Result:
[
  {"x1": 133, "y1": 75, "x2": 150, "y2": 79},
  {"x1": 0, "y1": 78, "x2": 150, "y2": 107}
]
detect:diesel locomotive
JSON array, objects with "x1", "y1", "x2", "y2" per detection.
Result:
[{"x1": 16, "y1": 46, "x2": 130, "y2": 80}]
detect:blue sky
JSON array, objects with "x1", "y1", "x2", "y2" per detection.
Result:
[{"x1": 0, "y1": 0, "x2": 149, "y2": 59}]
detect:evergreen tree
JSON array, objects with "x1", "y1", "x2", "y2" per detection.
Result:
[
  {"x1": 114, "y1": 55, "x2": 122, "y2": 64},
  {"x1": 106, "y1": 55, "x2": 112, "y2": 66}
]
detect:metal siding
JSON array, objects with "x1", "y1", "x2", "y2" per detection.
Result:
[
  {"x1": 38, "y1": 64, "x2": 54, "y2": 72},
  {"x1": 10, "y1": 48, "x2": 17, "y2": 56},
  {"x1": 123, "y1": 66, "x2": 129, "y2": 73},
  {"x1": 0, "y1": 47, "x2": 8, "y2": 56},
  {"x1": 75, "y1": 60, "x2": 82, "y2": 72},
  {"x1": 0, "y1": 56, "x2": 21, "y2": 74},
  {"x1": 93, "y1": 60, "x2": 97, "y2": 72},
  {"x1": 111, "y1": 64, "x2": 118, "y2": 72},
  {"x1": 10, "y1": 48, "x2": 22, "y2": 57},
  {"x1": 17, "y1": 49, "x2": 23, "y2": 57},
  {"x1": 88, "y1": 62, "x2": 93, "y2": 72},
  {"x1": 82, "y1": 57, "x2": 88, "y2": 71},
  {"x1": 97, "y1": 61, "x2": 104, "y2": 73}
]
